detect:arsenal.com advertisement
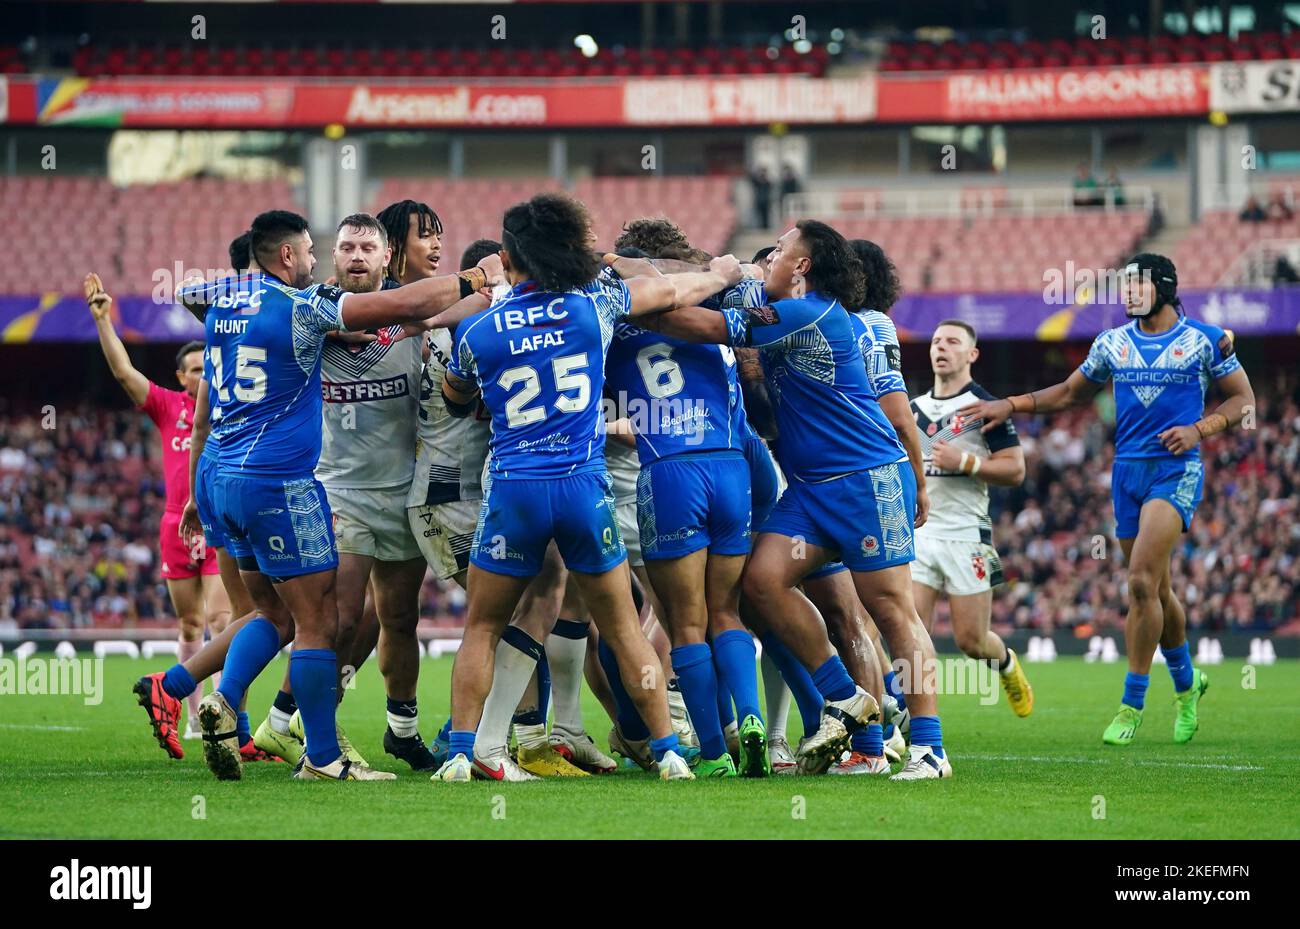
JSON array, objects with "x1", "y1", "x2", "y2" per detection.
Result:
[{"x1": 0, "y1": 64, "x2": 1225, "y2": 129}]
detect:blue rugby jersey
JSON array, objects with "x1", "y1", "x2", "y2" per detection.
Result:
[
  {"x1": 188, "y1": 273, "x2": 347, "y2": 478},
  {"x1": 1078, "y1": 316, "x2": 1241, "y2": 459},
  {"x1": 605, "y1": 320, "x2": 745, "y2": 462},
  {"x1": 448, "y1": 273, "x2": 630, "y2": 479},
  {"x1": 717, "y1": 280, "x2": 904, "y2": 482}
]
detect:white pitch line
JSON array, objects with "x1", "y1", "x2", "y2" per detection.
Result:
[
  {"x1": 961, "y1": 752, "x2": 1263, "y2": 771},
  {"x1": 0, "y1": 723, "x2": 86, "y2": 733}
]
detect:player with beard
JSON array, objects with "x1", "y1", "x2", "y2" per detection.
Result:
[
  {"x1": 962, "y1": 254, "x2": 1253, "y2": 746},
  {"x1": 311, "y1": 214, "x2": 435, "y2": 769},
  {"x1": 164, "y1": 208, "x2": 505, "y2": 781}
]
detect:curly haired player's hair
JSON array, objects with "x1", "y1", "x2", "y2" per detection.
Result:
[
  {"x1": 502, "y1": 194, "x2": 600, "y2": 292},
  {"x1": 614, "y1": 217, "x2": 691, "y2": 259},
  {"x1": 795, "y1": 219, "x2": 865, "y2": 309},
  {"x1": 848, "y1": 239, "x2": 902, "y2": 312}
]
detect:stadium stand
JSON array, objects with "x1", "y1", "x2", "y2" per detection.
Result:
[
  {"x1": 0, "y1": 405, "x2": 467, "y2": 633},
  {"x1": 0, "y1": 176, "x2": 300, "y2": 296},
  {"x1": 1173, "y1": 197, "x2": 1300, "y2": 288},
  {"x1": 879, "y1": 30, "x2": 1300, "y2": 71},
  {"x1": 66, "y1": 42, "x2": 828, "y2": 79},
  {"x1": 832, "y1": 211, "x2": 1150, "y2": 293},
  {"x1": 367, "y1": 175, "x2": 736, "y2": 267},
  {"x1": 5, "y1": 371, "x2": 1296, "y2": 637}
]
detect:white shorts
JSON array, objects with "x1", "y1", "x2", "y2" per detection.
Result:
[
  {"x1": 910, "y1": 534, "x2": 1003, "y2": 597},
  {"x1": 327, "y1": 485, "x2": 422, "y2": 562},
  {"x1": 617, "y1": 501, "x2": 643, "y2": 567},
  {"x1": 408, "y1": 498, "x2": 479, "y2": 580}
]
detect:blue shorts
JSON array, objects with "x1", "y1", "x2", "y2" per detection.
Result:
[
  {"x1": 743, "y1": 431, "x2": 779, "y2": 529},
  {"x1": 473, "y1": 470, "x2": 625, "y2": 577},
  {"x1": 208, "y1": 471, "x2": 337, "y2": 580},
  {"x1": 636, "y1": 452, "x2": 751, "y2": 561},
  {"x1": 1112, "y1": 456, "x2": 1204, "y2": 539},
  {"x1": 761, "y1": 461, "x2": 916, "y2": 573},
  {"x1": 194, "y1": 453, "x2": 251, "y2": 558}
]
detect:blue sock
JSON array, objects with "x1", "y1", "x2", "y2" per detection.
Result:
[
  {"x1": 160, "y1": 663, "x2": 197, "y2": 701},
  {"x1": 449, "y1": 730, "x2": 475, "y2": 760},
  {"x1": 216, "y1": 616, "x2": 280, "y2": 709},
  {"x1": 236, "y1": 711, "x2": 251, "y2": 746},
  {"x1": 273, "y1": 689, "x2": 297, "y2": 715},
  {"x1": 760, "y1": 634, "x2": 823, "y2": 736},
  {"x1": 811, "y1": 655, "x2": 856, "y2": 702},
  {"x1": 884, "y1": 670, "x2": 908, "y2": 712},
  {"x1": 536, "y1": 651, "x2": 551, "y2": 723},
  {"x1": 714, "y1": 666, "x2": 735, "y2": 728},
  {"x1": 850, "y1": 722, "x2": 885, "y2": 756},
  {"x1": 910, "y1": 714, "x2": 944, "y2": 758},
  {"x1": 1123, "y1": 671, "x2": 1150, "y2": 710},
  {"x1": 712, "y1": 629, "x2": 762, "y2": 723},
  {"x1": 597, "y1": 637, "x2": 650, "y2": 740},
  {"x1": 437, "y1": 718, "x2": 451, "y2": 743},
  {"x1": 649, "y1": 733, "x2": 680, "y2": 763},
  {"x1": 671, "y1": 643, "x2": 727, "y2": 759},
  {"x1": 1161, "y1": 643, "x2": 1194, "y2": 692},
  {"x1": 289, "y1": 649, "x2": 341, "y2": 767}
]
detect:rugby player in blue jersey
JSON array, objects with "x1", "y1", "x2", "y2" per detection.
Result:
[
  {"x1": 434, "y1": 193, "x2": 744, "y2": 782},
  {"x1": 962, "y1": 253, "x2": 1254, "y2": 747},
  {"x1": 167, "y1": 208, "x2": 503, "y2": 781},
  {"x1": 604, "y1": 252, "x2": 764, "y2": 778},
  {"x1": 641, "y1": 220, "x2": 952, "y2": 780}
]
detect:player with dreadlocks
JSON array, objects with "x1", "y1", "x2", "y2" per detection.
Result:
[{"x1": 377, "y1": 200, "x2": 444, "y2": 284}]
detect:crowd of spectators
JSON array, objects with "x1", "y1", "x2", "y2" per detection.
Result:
[{"x1": 3, "y1": 368, "x2": 1297, "y2": 640}]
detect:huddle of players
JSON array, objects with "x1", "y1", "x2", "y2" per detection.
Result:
[
  {"x1": 108, "y1": 189, "x2": 1245, "y2": 785},
  {"x1": 112, "y1": 197, "x2": 1030, "y2": 784}
]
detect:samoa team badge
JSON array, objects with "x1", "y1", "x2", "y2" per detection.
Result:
[{"x1": 862, "y1": 535, "x2": 880, "y2": 557}]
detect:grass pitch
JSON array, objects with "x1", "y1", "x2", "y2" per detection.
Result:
[{"x1": 1, "y1": 655, "x2": 1295, "y2": 839}]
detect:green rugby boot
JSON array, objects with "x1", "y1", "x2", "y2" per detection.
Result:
[
  {"x1": 1102, "y1": 704, "x2": 1143, "y2": 746},
  {"x1": 1173, "y1": 669, "x2": 1209, "y2": 744}
]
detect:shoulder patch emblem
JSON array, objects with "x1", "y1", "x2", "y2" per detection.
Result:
[
  {"x1": 749, "y1": 304, "x2": 781, "y2": 327},
  {"x1": 1217, "y1": 333, "x2": 1235, "y2": 359}
]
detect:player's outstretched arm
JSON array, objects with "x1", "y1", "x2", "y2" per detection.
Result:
[
  {"x1": 1158, "y1": 366, "x2": 1255, "y2": 455},
  {"x1": 637, "y1": 305, "x2": 729, "y2": 343},
  {"x1": 959, "y1": 369, "x2": 1101, "y2": 434},
  {"x1": 930, "y1": 440, "x2": 1026, "y2": 488},
  {"x1": 180, "y1": 377, "x2": 212, "y2": 545},
  {"x1": 84, "y1": 273, "x2": 150, "y2": 407},
  {"x1": 340, "y1": 255, "x2": 503, "y2": 331},
  {"x1": 405, "y1": 292, "x2": 491, "y2": 337}
]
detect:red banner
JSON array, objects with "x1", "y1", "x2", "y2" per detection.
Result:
[
  {"x1": 5, "y1": 66, "x2": 1211, "y2": 130},
  {"x1": 876, "y1": 65, "x2": 1209, "y2": 122}
]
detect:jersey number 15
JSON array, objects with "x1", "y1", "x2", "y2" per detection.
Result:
[{"x1": 210, "y1": 345, "x2": 268, "y2": 404}]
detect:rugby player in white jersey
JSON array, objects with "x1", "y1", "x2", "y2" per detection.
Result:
[
  {"x1": 911, "y1": 320, "x2": 1033, "y2": 716},
  {"x1": 313, "y1": 213, "x2": 439, "y2": 766}
]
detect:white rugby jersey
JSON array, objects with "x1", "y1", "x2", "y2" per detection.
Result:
[
  {"x1": 405, "y1": 326, "x2": 493, "y2": 507},
  {"x1": 911, "y1": 380, "x2": 1019, "y2": 543},
  {"x1": 317, "y1": 326, "x2": 421, "y2": 491}
]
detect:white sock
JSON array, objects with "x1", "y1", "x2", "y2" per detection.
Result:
[
  {"x1": 478, "y1": 631, "x2": 540, "y2": 758},
  {"x1": 387, "y1": 709, "x2": 420, "y2": 739},
  {"x1": 268, "y1": 705, "x2": 292, "y2": 735},
  {"x1": 546, "y1": 619, "x2": 590, "y2": 734},
  {"x1": 515, "y1": 722, "x2": 548, "y2": 750},
  {"x1": 761, "y1": 652, "x2": 791, "y2": 742}
]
